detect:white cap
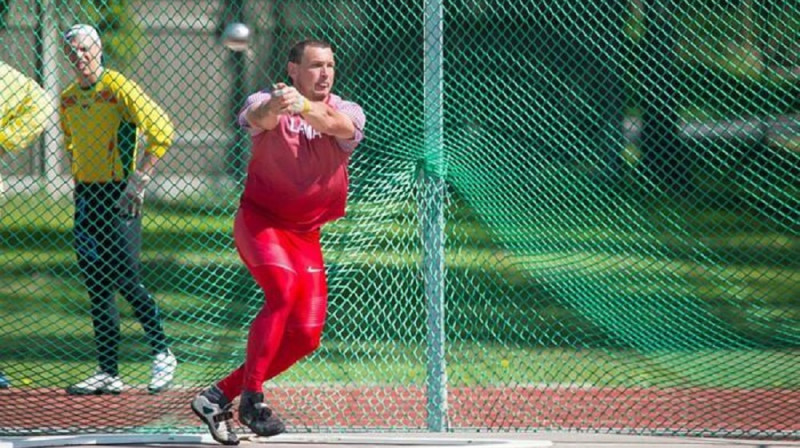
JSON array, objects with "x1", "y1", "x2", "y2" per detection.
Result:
[{"x1": 63, "y1": 24, "x2": 101, "y2": 48}]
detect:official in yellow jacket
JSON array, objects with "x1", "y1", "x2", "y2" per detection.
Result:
[
  {"x1": 59, "y1": 24, "x2": 177, "y2": 396},
  {"x1": 1, "y1": 61, "x2": 52, "y2": 387}
]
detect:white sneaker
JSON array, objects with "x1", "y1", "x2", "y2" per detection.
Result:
[
  {"x1": 66, "y1": 371, "x2": 123, "y2": 395},
  {"x1": 148, "y1": 349, "x2": 177, "y2": 394}
]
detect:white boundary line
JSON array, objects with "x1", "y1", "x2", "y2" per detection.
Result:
[
  {"x1": 255, "y1": 434, "x2": 552, "y2": 447},
  {"x1": 0, "y1": 434, "x2": 210, "y2": 448},
  {"x1": 0, "y1": 433, "x2": 552, "y2": 448}
]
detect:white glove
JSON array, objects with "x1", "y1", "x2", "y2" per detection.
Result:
[
  {"x1": 289, "y1": 96, "x2": 311, "y2": 114},
  {"x1": 272, "y1": 86, "x2": 310, "y2": 114},
  {"x1": 121, "y1": 171, "x2": 151, "y2": 217}
]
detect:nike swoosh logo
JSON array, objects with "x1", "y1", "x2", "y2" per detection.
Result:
[{"x1": 203, "y1": 406, "x2": 215, "y2": 414}]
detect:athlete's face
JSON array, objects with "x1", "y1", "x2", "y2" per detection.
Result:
[
  {"x1": 288, "y1": 46, "x2": 335, "y2": 101},
  {"x1": 64, "y1": 34, "x2": 102, "y2": 86}
]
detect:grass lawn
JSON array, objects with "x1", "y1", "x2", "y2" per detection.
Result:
[{"x1": 1, "y1": 191, "x2": 798, "y2": 391}]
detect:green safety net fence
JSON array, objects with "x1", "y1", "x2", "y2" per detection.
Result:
[{"x1": 1, "y1": 0, "x2": 798, "y2": 439}]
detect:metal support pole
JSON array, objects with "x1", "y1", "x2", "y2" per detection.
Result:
[
  {"x1": 422, "y1": 0, "x2": 447, "y2": 432},
  {"x1": 224, "y1": 0, "x2": 247, "y2": 182},
  {"x1": 37, "y1": 0, "x2": 62, "y2": 194}
]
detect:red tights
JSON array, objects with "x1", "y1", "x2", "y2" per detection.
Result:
[{"x1": 217, "y1": 262, "x2": 328, "y2": 399}]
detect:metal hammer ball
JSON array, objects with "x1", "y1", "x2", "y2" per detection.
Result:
[{"x1": 221, "y1": 22, "x2": 251, "y2": 52}]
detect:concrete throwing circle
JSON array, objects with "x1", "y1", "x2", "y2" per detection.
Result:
[{"x1": 1, "y1": 433, "x2": 552, "y2": 448}]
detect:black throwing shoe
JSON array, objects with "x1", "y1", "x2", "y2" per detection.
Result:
[{"x1": 238, "y1": 390, "x2": 286, "y2": 437}]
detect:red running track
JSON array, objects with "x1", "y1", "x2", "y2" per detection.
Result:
[{"x1": 0, "y1": 385, "x2": 797, "y2": 437}]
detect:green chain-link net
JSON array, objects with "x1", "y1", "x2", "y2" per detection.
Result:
[{"x1": 1, "y1": 0, "x2": 798, "y2": 439}]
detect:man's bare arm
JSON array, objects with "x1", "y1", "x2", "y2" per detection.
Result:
[
  {"x1": 244, "y1": 83, "x2": 289, "y2": 131},
  {"x1": 300, "y1": 101, "x2": 356, "y2": 140},
  {"x1": 271, "y1": 84, "x2": 358, "y2": 139},
  {"x1": 275, "y1": 85, "x2": 356, "y2": 139}
]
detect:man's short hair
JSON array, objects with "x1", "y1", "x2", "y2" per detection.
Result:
[{"x1": 288, "y1": 39, "x2": 334, "y2": 63}]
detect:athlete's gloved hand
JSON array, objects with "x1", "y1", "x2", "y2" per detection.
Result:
[
  {"x1": 120, "y1": 171, "x2": 150, "y2": 217},
  {"x1": 288, "y1": 95, "x2": 311, "y2": 115},
  {"x1": 272, "y1": 86, "x2": 310, "y2": 115}
]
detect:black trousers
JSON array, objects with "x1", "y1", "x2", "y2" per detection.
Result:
[{"x1": 74, "y1": 182, "x2": 168, "y2": 376}]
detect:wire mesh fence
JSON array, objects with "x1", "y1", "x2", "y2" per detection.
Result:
[{"x1": 1, "y1": 0, "x2": 798, "y2": 439}]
